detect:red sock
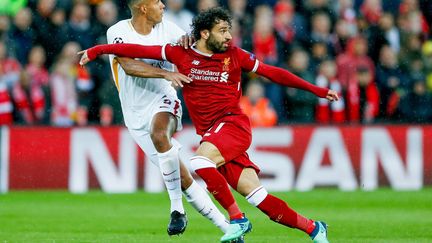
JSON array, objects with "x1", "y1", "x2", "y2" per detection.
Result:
[
  {"x1": 195, "y1": 167, "x2": 243, "y2": 220},
  {"x1": 257, "y1": 194, "x2": 315, "y2": 234}
]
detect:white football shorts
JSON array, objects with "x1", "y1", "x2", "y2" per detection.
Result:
[{"x1": 128, "y1": 94, "x2": 183, "y2": 166}]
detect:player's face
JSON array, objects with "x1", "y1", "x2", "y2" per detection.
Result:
[
  {"x1": 206, "y1": 20, "x2": 232, "y2": 53},
  {"x1": 144, "y1": 0, "x2": 165, "y2": 23}
]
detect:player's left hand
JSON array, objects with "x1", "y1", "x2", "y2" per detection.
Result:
[
  {"x1": 77, "y1": 50, "x2": 90, "y2": 66},
  {"x1": 177, "y1": 34, "x2": 195, "y2": 49},
  {"x1": 326, "y1": 90, "x2": 339, "y2": 102}
]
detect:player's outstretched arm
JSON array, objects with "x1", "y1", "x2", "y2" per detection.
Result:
[
  {"x1": 79, "y1": 43, "x2": 164, "y2": 63},
  {"x1": 78, "y1": 44, "x2": 191, "y2": 87},
  {"x1": 255, "y1": 62, "x2": 339, "y2": 101}
]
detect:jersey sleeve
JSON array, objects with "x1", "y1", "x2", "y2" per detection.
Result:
[
  {"x1": 87, "y1": 44, "x2": 164, "y2": 61},
  {"x1": 106, "y1": 26, "x2": 122, "y2": 90},
  {"x1": 236, "y1": 47, "x2": 260, "y2": 73},
  {"x1": 106, "y1": 27, "x2": 122, "y2": 58},
  {"x1": 162, "y1": 44, "x2": 184, "y2": 66},
  {"x1": 256, "y1": 62, "x2": 329, "y2": 98},
  {"x1": 106, "y1": 27, "x2": 116, "y2": 62}
]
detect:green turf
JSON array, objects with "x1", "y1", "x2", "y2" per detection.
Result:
[{"x1": 0, "y1": 189, "x2": 431, "y2": 242}]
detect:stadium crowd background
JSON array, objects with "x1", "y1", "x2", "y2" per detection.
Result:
[{"x1": 0, "y1": 0, "x2": 431, "y2": 127}]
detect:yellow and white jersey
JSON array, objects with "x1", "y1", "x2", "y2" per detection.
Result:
[{"x1": 106, "y1": 18, "x2": 185, "y2": 130}]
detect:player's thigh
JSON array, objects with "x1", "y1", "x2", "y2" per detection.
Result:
[
  {"x1": 151, "y1": 112, "x2": 178, "y2": 136},
  {"x1": 236, "y1": 168, "x2": 262, "y2": 197},
  {"x1": 195, "y1": 141, "x2": 225, "y2": 167}
]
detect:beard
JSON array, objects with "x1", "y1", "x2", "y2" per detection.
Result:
[{"x1": 206, "y1": 34, "x2": 228, "y2": 53}]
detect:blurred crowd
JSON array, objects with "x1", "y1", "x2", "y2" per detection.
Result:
[{"x1": 0, "y1": 0, "x2": 431, "y2": 127}]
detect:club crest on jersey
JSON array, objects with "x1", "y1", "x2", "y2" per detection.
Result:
[{"x1": 222, "y1": 57, "x2": 230, "y2": 71}]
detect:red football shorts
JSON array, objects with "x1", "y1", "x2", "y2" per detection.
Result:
[{"x1": 201, "y1": 114, "x2": 260, "y2": 189}]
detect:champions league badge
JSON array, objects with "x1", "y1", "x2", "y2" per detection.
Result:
[{"x1": 113, "y1": 37, "x2": 124, "y2": 44}]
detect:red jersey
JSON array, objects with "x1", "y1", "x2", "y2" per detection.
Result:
[
  {"x1": 87, "y1": 43, "x2": 329, "y2": 135},
  {"x1": 164, "y1": 45, "x2": 258, "y2": 135}
]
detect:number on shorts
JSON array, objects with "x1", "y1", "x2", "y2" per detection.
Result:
[{"x1": 163, "y1": 99, "x2": 172, "y2": 105}]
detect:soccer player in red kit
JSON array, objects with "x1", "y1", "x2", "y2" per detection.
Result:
[{"x1": 79, "y1": 7, "x2": 337, "y2": 243}]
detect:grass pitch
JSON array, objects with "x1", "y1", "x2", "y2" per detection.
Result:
[{"x1": 0, "y1": 189, "x2": 431, "y2": 243}]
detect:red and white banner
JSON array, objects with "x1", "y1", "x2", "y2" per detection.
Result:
[{"x1": 1, "y1": 125, "x2": 431, "y2": 193}]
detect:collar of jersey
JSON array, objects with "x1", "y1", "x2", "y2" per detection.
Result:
[
  {"x1": 191, "y1": 43, "x2": 213, "y2": 57},
  {"x1": 128, "y1": 20, "x2": 153, "y2": 38}
]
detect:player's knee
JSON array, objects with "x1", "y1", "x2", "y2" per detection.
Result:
[
  {"x1": 196, "y1": 142, "x2": 225, "y2": 166},
  {"x1": 237, "y1": 169, "x2": 262, "y2": 196},
  {"x1": 237, "y1": 183, "x2": 258, "y2": 197},
  {"x1": 190, "y1": 156, "x2": 218, "y2": 188},
  {"x1": 150, "y1": 131, "x2": 170, "y2": 152},
  {"x1": 190, "y1": 155, "x2": 216, "y2": 169}
]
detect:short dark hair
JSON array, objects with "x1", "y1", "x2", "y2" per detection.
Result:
[
  {"x1": 127, "y1": 0, "x2": 139, "y2": 7},
  {"x1": 191, "y1": 7, "x2": 232, "y2": 40}
]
